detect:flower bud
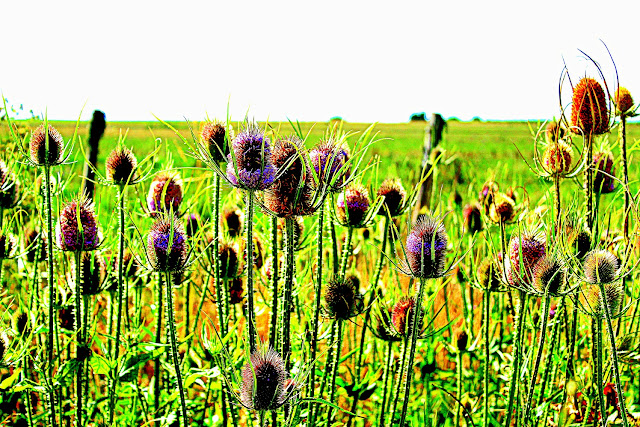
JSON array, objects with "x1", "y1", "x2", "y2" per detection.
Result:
[
  {"x1": 30, "y1": 124, "x2": 64, "y2": 166},
  {"x1": 571, "y1": 77, "x2": 609, "y2": 136},
  {"x1": 240, "y1": 347, "x2": 287, "y2": 411},
  {"x1": 337, "y1": 184, "x2": 370, "y2": 227},
  {"x1": 147, "y1": 215, "x2": 188, "y2": 272},
  {"x1": 405, "y1": 216, "x2": 448, "y2": 279},
  {"x1": 377, "y1": 178, "x2": 406, "y2": 217},
  {"x1": 56, "y1": 197, "x2": 101, "y2": 252},
  {"x1": 147, "y1": 172, "x2": 183, "y2": 215}
]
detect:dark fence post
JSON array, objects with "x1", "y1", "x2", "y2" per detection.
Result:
[
  {"x1": 413, "y1": 113, "x2": 446, "y2": 220},
  {"x1": 82, "y1": 110, "x2": 106, "y2": 200}
]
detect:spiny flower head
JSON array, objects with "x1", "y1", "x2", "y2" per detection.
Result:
[
  {"x1": 615, "y1": 87, "x2": 634, "y2": 116},
  {"x1": 377, "y1": 178, "x2": 406, "y2": 217},
  {"x1": 73, "y1": 252, "x2": 106, "y2": 296},
  {"x1": 545, "y1": 121, "x2": 566, "y2": 143},
  {"x1": 105, "y1": 147, "x2": 138, "y2": 185},
  {"x1": 229, "y1": 277, "x2": 244, "y2": 304},
  {"x1": 240, "y1": 347, "x2": 288, "y2": 411},
  {"x1": 0, "y1": 231, "x2": 17, "y2": 259},
  {"x1": 336, "y1": 183, "x2": 370, "y2": 227},
  {"x1": 405, "y1": 216, "x2": 448, "y2": 279},
  {"x1": 147, "y1": 172, "x2": 183, "y2": 214},
  {"x1": 586, "y1": 281, "x2": 624, "y2": 318},
  {"x1": 324, "y1": 276, "x2": 363, "y2": 320},
  {"x1": 218, "y1": 242, "x2": 239, "y2": 278},
  {"x1": 309, "y1": 140, "x2": 350, "y2": 193},
  {"x1": 226, "y1": 124, "x2": 275, "y2": 191},
  {"x1": 477, "y1": 258, "x2": 502, "y2": 291},
  {"x1": 489, "y1": 192, "x2": 516, "y2": 224},
  {"x1": 391, "y1": 297, "x2": 423, "y2": 337},
  {"x1": 0, "y1": 333, "x2": 9, "y2": 362},
  {"x1": 570, "y1": 77, "x2": 609, "y2": 136},
  {"x1": 543, "y1": 140, "x2": 573, "y2": 175},
  {"x1": 29, "y1": 124, "x2": 65, "y2": 166},
  {"x1": 533, "y1": 256, "x2": 566, "y2": 296},
  {"x1": 0, "y1": 159, "x2": 20, "y2": 209},
  {"x1": 222, "y1": 208, "x2": 243, "y2": 238},
  {"x1": 146, "y1": 214, "x2": 188, "y2": 272},
  {"x1": 593, "y1": 152, "x2": 616, "y2": 194},
  {"x1": 56, "y1": 197, "x2": 101, "y2": 252},
  {"x1": 462, "y1": 203, "x2": 483, "y2": 233},
  {"x1": 508, "y1": 231, "x2": 546, "y2": 287},
  {"x1": 201, "y1": 121, "x2": 231, "y2": 163},
  {"x1": 584, "y1": 249, "x2": 619, "y2": 284}
]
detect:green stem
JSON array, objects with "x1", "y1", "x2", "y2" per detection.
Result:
[
  {"x1": 505, "y1": 291, "x2": 527, "y2": 427},
  {"x1": 74, "y1": 250, "x2": 83, "y2": 427},
  {"x1": 281, "y1": 217, "x2": 295, "y2": 369},
  {"x1": 328, "y1": 319, "x2": 344, "y2": 424},
  {"x1": 391, "y1": 338, "x2": 409, "y2": 421},
  {"x1": 524, "y1": 292, "x2": 550, "y2": 423},
  {"x1": 269, "y1": 216, "x2": 279, "y2": 350},
  {"x1": 44, "y1": 164, "x2": 58, "y2": 427},
  {"x1": 378, "y1": 341, "x2": 394, "y2": 426},
  {"x1": 456, "y1": 351, "x2": 463, "y2": 427},
  {"x1": 584, "y1": 133, "x2": 594, "y2": 233},
  {"x1": 595, "y1": 319, "x2": 607, "y2": 427},
  {"x1": 164, "y1": 271, "x2": 188, "y2": 427},
  {"x1": 599, "y1": 281, "x2": 630, "y2": 427},
  {"x1": 483, "y1": 287, "x2": 490, "y2": 427},
  {"x1": 153, "y1": 272, "x2": 163, "y2": 427},
  {"x1": 537, "y1": 299, "x2": 562, "y2": 407},
  {"x1": 554, "y1": 174, "x2": 561, "y2": 228},
  {"x1": 339, "y1": 226, "x2": 354, "y2": 279},
  {"x1": 245, "y1": 191, "x2": 257, "y2": 352},
  {"x1": 621, "y1": 117, "x2": 630, "y2": 244},
  {"x1": 330, "y1": 210, "x2": 339, "y2": 276}
]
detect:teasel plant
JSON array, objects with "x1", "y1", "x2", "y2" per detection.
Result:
[
  {"x1": 571, "y1": 249, "x2": 635, "y2": 427},
  {"x1": 80, "y1": 133, "x2": 155, "y2": 423},
  {"x1": 0, "y1": 157, "x2": 22, "y2": 229},
  {"x1": 56, "y1": 194, "x2": 102, "y2": 427},
  {"x1": 0, "y1": 228, "x2": 18, "y2": 288},
  {"x1": 5, "y1": 107, "x2": 77, "y2": 427}
]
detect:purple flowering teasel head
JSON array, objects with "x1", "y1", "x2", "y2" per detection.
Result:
[
  {"x1": 405, "y1": 216, "x2": 448, "y2": 279},
  {"x1": 336, "y1": 183, "x2": 371, "y2": 227},
  {"x1": 147, "y1": 171, "x2": 184, "y2": 215},
  {"x1": 146, "y1": 214, "x2": 189, "y2": 273},
  {"x1": 226, "y1": 123, "x2": 275, "y2": 191},
  {"x1": 309, "y1": 139, "x2": 350, "y2": 193},
  {"x1": 56, "y1": 196, "x2": 102, "y2": 252}
]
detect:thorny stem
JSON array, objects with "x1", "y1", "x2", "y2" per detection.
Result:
[
  {"x1": 621, "y1": 117, "x2": 630, "y2": 244},
  {"x1": 455, "y1": 351, "x2": 463, "y2": 427},
  {"x1": 328, "y1": 319, "x2": 345, "y2": 425},
  {"x1": 165, "y1": 271, "x2": 188, "y2": 427},
  {"x1": 153, "y1": 272, "x2": 163, "y2": 426},
  {"x1": 245, "y1": 191, "x2": 257, "y2": 352},
  {"x1": 74, "y1": 250, "x2": 83, "y2": 427},
  {"x1": 537, "y1": 299, "x2": 562, "y2": 408},
  {"x1": 281, "y1": 217, "x2": 295, "y2": 370},
  {"x1": 505, "y1": 290, "x2": 527, "y2": 427},
  {"x1": 339, "y1": 226, "x2": 354, "y2": 279},
  {"x1": 483, "y1": 287, "x2": 490, "y2": 427},
  {"x1": 595, "y1": 319, "x2": 607, "y2": 427},
  {"x1": 584, "y1": 133, "x2": 594, "y2": 233},
  {"x1": 524, "y1": 291, "x2": 550, "y2": 424},
  {"x1": 553, "y1": 174, "x2": 561, "y2": 228},
  {"x1": 269, "y1": 215, "x2": 279, "y2": 350},
  {"x1": 44, "y1": 164, "x2": 58, "y2": 427},
  {"x1": 309, "y1": 204, "x2": 324, "y2": 398},
  {"x1": 378, "y1": 341, "x2": 394, "y2": 426},
  {"x1": 391, "y1": 338, "x2": 409, "y2": 422}
]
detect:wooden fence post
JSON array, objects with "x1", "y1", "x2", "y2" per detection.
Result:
[
  {"x1": 413, "y1": 113, "x2": 446, "y2": 220},
  {"x1": 82, "y1": 110, "x2": 106, "y2": 200}
]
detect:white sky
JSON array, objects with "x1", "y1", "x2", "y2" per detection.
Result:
[{"x1": 2, "y1": 0, "x2": 639, "y2": 123}]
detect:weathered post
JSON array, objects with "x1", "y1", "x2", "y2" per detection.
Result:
[
  {"x1": 413, "y1": 113, "x2": 446, "y2": 220},
  {"x1": 82, "y1": 110, "x2": 106, "y2": 200}
]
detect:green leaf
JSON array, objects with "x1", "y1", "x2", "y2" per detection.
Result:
[
  {"x1": 89, "y1": 353, "x2": 112, "y2": 375},
  {"x1": 0, "y1": 368, "x2": 21, "y2": 390},
  {"x1": 55, "y1": 360, "x2": 81, "y2": 387}
]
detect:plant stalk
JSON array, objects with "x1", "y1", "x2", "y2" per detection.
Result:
[
  {"x1": 164, "y1": 271, "x2": 188, "y2": 427},
  {"x1": 524, "y1": 291, "x2": 550, "y2": 423},
  {"x1": 505, "y1": 290, "x2": 527, "y2": 427},
  {"x1": 245, "y1": 191, "x2": 257, "y2": 352},
  {"x1": 44, "y1": 164, "x2": 58, "y2": 427}
]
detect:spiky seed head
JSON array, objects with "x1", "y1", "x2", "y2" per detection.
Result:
[
  {"x1": 337, "y1": 184, "x2": 370, "y2": 227},
  {"x1": 324, "y1": 276, "x2": 363, "y2": 320},
  {"x1": 29, "y1": 124, "x2": 64, "y2": 166},
  {"x1": 146, "y1": 215, "x2": 188, "y2": 272},
  {"x1": 0, "y1": 159, "x2": 20, "y2": 209},
  {"x1": 593, "y1": 152, "x2": 616, "y2": 194},
  {"x1": 0, "y1": 231, "x2": 17, "y2": 259},
  {"x1": 240, "y1": 347, "x2": 287, "y2": 411},
  {"x1": 462, "y1": 203, "x2": 483, "y2": 233},
  {"x1": 14, "y1": 312, "x2": 30, "y2": 336},
  {"x1": 584, "y1": 250, "x2": 619, "y2": 284},
  {"x1": 185, "y1": 213, "x2": 200, "y2": 238},
  {"x1": 570, "y1": 77, "x2": 609, "y2": 136},
  {"x1": 372, "y1": 309, "x2": 400, "y2": 342},
  {"x1": 586, "y1": 281, "x2": 624, "y2": 318},
  {"x1": 405, "y1": 217, "x2": 448, "y2": 279},
  {"x1": 567, "y1": 228, "x2": 591, "y2": 259},
  {"x1": 59, "y1": 306, "x2": 75, "y2": 331},
  {"x1": 229, "y1": 277, "x2": 244, "y2": 304},
  {"x1": 377, "y1": 178, "x2": 406, "y2": 217},
  {"x1": 105, "y1": 147, "x2": 137, "y2": 185},
  {"x1": 222, "y1": 208, "x2": 243, "y2": 238},
  {"x1": 309, "y1": 140, "x2": 350, "y2": 193},
  {"x1": 201, "y1": 121, "x2": 231, "y2": 163},
  {"x1": 533, "y1": 256, "x2": 566, "y2": 295},
  {"x1": 226, "y1": 124, "x2": 276, "y2": 191},
  {"x1": 218, "y1": 242, "x2": 239, "y2": 278},
  {"x1": 477, "y1": 258, "x2": 502, "y2": 291},
  {"x1": 56, "y1": 197, "x2": 101, "y2": 252},
  {"x1": 545, "y1": 121, "x2": 566, "y2": 143},
  {"x1": 456, "y1": 330, "x2": 468, "y2": 352},
  {"x1": 72, "y1": 252, "x2": 107, "y2": 296},
  {"x1": 0, "y1": 333, "x2": 9, "y2": 361},
  {"x1": 615, "y1": 87, "x2": 634, "y2": 116},
  {"x1": 147, "y1": 172, "x2": 183, "y2": 215},
  {"x1": 543, "y1": 140, "x2": 573, "y2": 175},
  {"x1": 489, "y1": 193, "x2": 516, "y2": 224},
  {"x1": 391, "y1": 297, "x2": 423, "y2": 337},
  {"x1": 508, "y1": 231, "x2": 546, "y2": 287}
]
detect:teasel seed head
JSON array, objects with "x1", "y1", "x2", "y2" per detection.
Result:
[
  {"x1": 226, "y1": 124, "x2": 275, "y2": 191},
  {"x1": 324, "y1": 276, "x2": 363, "y2": 320},
  {"x1": 0, "y1": 159, "x2": 20, "y2": 209},
  {"x1": 147, "y1": 172, "x2": 183, "y2": 215},
  {"x1": 543, "y1": 140, "x2": 573, "y2": 175},
  {"x1": 56, "y1": 196, "x2": 101, "y2": 252},
  {"x1": 477, "y1": 258, "x2": 502, "y2": 291},
  {"x1": 570, "y1": 77, "x2": 609, "y2": 136},
  {"x1": 405, "y1": 216, "x2": 448, "y2": 279},
  {"x1": 201, "y1": 121, "x2": 231, "y2": 163},
  {"x1": 545, "y1": 121, "x2": 566, "y2": 143},
  {"x1": 218, "y1": 242, "x2": 239, "y2": 278},
  {"x1": 584, "y1": 249, "x2": 619, "y2": 284},
  {"x1": 489, "y1": 192, "x2": 516, "y2": 224},
  {"x1": 72, "y1": 252, "x2": 107, "y2": 296},
  {"x1": 29, "y1": 124, "x2": 65, "y2": 166},
  {"x1": 508, "y1": 231, "x2": 546, "y2": 287},
  {"x1": 0, "y1": 333, "x2": 9, "y2": 362},
  {"x1": 229, "y1": 277, "x2": 244, "y2": 304},
  {"x1": 14, "y1": 312, "x2": 31, "y2": 336},
  {"x1": 568, "y1": 228, "x2": 591, "y2": 259},
  {"x1": 222, "y1": 208, "x2": 243, "y2": 238},
  {"x1": 456, "y1": 330, "x2": 468, "y2": 352},
  {"x1": 615, "y1": 87, "x2": 634, "y2": 116},
  {"x1": 377, "y1": 178, "x2": 406, "y2": 217},
  {"x1": 309, "y1": 140, "x2": 350, "y2": 193},
  {"x1": 593, "y1": 152, "x2": 616, "y2": 194},
  {"x1": 336, "y1": 183, "x2": 370, "y2": 227},
  {"x1": 105, "y1": 147, "x2": 137, "y2": 185},
  {"x1": 391, "y1": 297, "x2": 423, "y2": 337},
  {"x1": 462, "y1": 203, "x2": 483, "y2": 233},
  {"x1": 240, "y1": 347, "x2": 287, "y2": 411},
  {"x1": 533, "y1": 256, "x2": 567, "y2": 296},
  {"x1": 147, "y1": 214, "x2": 188, "y2": 272},
  {"x1": 0, "y1": 231, "x2": 17, "y2": 259},
  {"x1": 586, "y1": 280, "x2": 624, "y2": 318}
]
